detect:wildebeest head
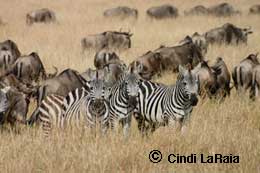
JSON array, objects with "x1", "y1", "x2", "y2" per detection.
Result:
[
  {"x1": 241, "y1": 26, "x2": 253, "y2": 43},
  {"x1": 246, "y1": 53, "x2": 259, "y2": 64},
  {"x1": 178, "y1": 65, "x2": 200, "y2": 106}
]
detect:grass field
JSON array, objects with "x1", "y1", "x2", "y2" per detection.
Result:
[{"x1": 0, "y1": 0, "x2": 260, "y2": 172}]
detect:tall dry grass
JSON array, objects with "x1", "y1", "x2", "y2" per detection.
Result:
[{"x1": 0, "y1": 0, "x2": 260, "y2": 172}]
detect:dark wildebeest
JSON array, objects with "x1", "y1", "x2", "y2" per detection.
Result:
[
  {"x1": 0, "y1": 40, "x2": 21, "y2": 74},
  {"x1": 0, "y1": 74, "x2": 35, "y2": 95},
  {"x1": 250, "y1": 64, "x2": 260, "y2": 99},
  {"x1": 184, "y1": 5, "x2": 209, "y2": 16},
  {"x1": 181, "y1": 33, "x2": 208, "y2": 56},
  {"x1": 211, "y1": 57, "x2": 231, "y2": 98},
  {"x1": 26, "y1": 8, "x2": 56, "y2": 25},
  {"x1": 103, "y1": 6, "x2": 138, "y2": 19},
  {"x1": 249, "y1": 4, "x2": 260, "y2": 15},
  {"x1": 208, "y1": 3, "x2": 241, "y2": 17},
  {"x1": 154, "y1": 38, "x2": 204, "y2": 72},
  {"x1": 94, "y1": 50, "x2": 122, "y2": 69},
  {"x1": 82, "y1": 63, "x2": 125, "y2": 86},
  {"x1": 7, "y1": 52, "x2": 56, "y2": 84},
  {"x1": 192, "y1": 61, "x2": 217, "y2": 98},
  {"x1": 232, "y1": 53, "x2": 259, "y2": 95},
  {"x1": 28, "y1": 69, "x2": 86, "y2": 125},
  {"x1": 0, "y1": 86, "x2": 29, "y2": 126},
  {"x1": 129, "y1": 51, "x2": 163, "y2": 80},
  {"x1": 204, "y1": 23, "x2": 253, "y2": 45},
  {"x1": 81, "y1": 31, "x2": 133, "y2": 52},
  {"x1": 146, "y1": 4, "x2": 178, "y2": 19}
]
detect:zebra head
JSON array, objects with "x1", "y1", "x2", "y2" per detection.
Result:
[
  {"x1": 121, "y1": 67, "x2": 142, "y2": 107},
  {"x1": 86, "y1": 78, "x2": 107, "y2": 103},
  {"x1": 0, "y1": 86, "x2": 10, "y2": 113},
  {"x1": 178, "y1": 65, "x2": 200, "y2": 106}
]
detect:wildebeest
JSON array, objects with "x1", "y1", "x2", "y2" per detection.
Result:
[
  {"x1": 0, "y1": 74, "x2": 35, "y2": 95},
  {"x1": 208, "y1": 3, "x2": 241, "y2": 17},
  {"x1": 250, "y1": 64, "x2": 260, "y2": 99},
  {"x1": 154, "y1": 38, "x2": 203, "y2": 72},
  {"x1": 232, "y1": 53, "x2": 259, "y2": 95},
  {"x1": 249, "y1": 4, "x2": 260, "y2": 15},
  {"x1": 211, "y1": 57, "x2": 231, "y2": 98},
  {"x1": 0, "y1": 86, "x2": 29, "y2": 126},
  {"x1": 184, "y1": 5, "x2": 209, "y2": 16},
  {"x1": 28, "y1": 69, "x2": 86, "y2": 125},
  {"x1": 0, "y1": 40, "x2": 21, "y2": 74},
  {"x1": 146, "y1": 4, "x2": 178, "y2": 19},
  {"x1": 26, "y1": 8, "x2": 56, "y2": 25},
  {"x1": 204, "y1": 23, "x2": 253, "y2": 45},
  {"x1": 103, "y1": 6, "x2": 138, "y2": 19},
  {"x1": 81, "y1": 31, "x2": 133, "y2": 52},
  {"x1": 7, "y1": 52, "x2": 56, "y2": 84},
  {"x1": 192, "y1": 61, "x2": 217, "y2": 98},
  {"x1": 181, "y1": 33, "x2": 208, "y2": 56},
  {"x1": 129, "y1": 51, "x2": 163, "y2": 80},
  {"x1": 94, "y1": 50, "x2": 122, "y2": 69}
]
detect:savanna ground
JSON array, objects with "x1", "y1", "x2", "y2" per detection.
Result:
[{"x1": 0, "y1": 0, "x2": 260, "y2": 172}]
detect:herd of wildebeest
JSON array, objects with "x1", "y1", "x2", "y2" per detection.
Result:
[{"x1": 0, "y1": 2, "x2": 260, "y2": 134}]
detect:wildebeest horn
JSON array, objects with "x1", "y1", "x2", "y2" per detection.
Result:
[{"x1": 255, "y1": 52, "x2": 259, "y2": 57}]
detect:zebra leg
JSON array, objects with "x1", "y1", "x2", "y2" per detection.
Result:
[{"x1": 121, "y1": 114, "x2": 132, "y2": 138}]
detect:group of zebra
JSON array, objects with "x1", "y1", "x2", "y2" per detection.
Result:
[{"x1": 33, "y1": 64, "x2": 200, "y2": 137}]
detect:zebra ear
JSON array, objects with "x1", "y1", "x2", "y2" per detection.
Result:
[{"x1": 178, "y1": 65, "x2": 186, "y2": 74}]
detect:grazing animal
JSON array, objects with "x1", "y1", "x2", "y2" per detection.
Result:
[
  {"x1": 26, "y1": 8, "x2": 56, "y2": 25},
  {"x1": 204, "y1": 23, "x2": 253, "y2": 45},
  {"x1": 0, "y1": 87, "x2": 29, "y2": 126},
  {"x1": 232, "y1": 53, "x2": 259, "y2": 95},
  {"x1": 108, "y1": 67, "x2": 141, "y2": 136},
  {"x1": 38, "y1": 76, "x2": 110, "y2": 136},
  {"x1": 249, "y1": 4, "x2": 260, "y2": 15},
  {"x1": 147, "y1": 4, "x2": 178, "y2": 19},
  {"x1": 184, "y1": 5, "x2": 209, "y2": 16},
  {"x1": 0, "y1": 40, "x2": 21, "y2": 74},
  {"x1": 28, "y1": 69, "x2": 85, "y2": 125},
  {"x1": 211, "y1": 57, "x2": 231, "y2": 98},
  {"x1": 129, "y1": 51, "x2": 163, "y2": 80},
  {"x1": 192, "y1": 61, "x2": 217, "y2": 98},
  {"x1": 7, "y1": 52, "x2": 51, "y2": 84},
  {"x1": 103, "y1": 6, "x2": 138, "y2": 19},
  {"x1": 0, "y1": 74, "x2": 35, "y2": 95},
  {"x1": 134, "y1": 65, "x2": 200, "y2": 133},
  {"x1": 250, "y1": 65, "x2": 260, "y2": 99},
  {"x1": 94, "y1": 50, "x2": 121, "y2": 69},
  {"x1": 208, "y1": 3, "x2": 241, "y2": 17},
  {"x1": 154, "y1": 38, "x2": 203, "y2": 72},
  {"x1": 81, "y1": 31, "x2": 132, "y2": 52}
]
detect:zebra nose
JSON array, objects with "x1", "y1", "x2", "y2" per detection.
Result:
[{"x1": 190, "y1": 94, "x2": 198, "y2": 106}]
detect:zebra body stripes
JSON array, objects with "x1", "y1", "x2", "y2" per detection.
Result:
[
  {"x1": 37, "y1": 78, "x2": 110, "y2": 136},
  {"x1": 135, "y1": 66, "x2": 200, "y2": 132},
  {"x1": 108, "y1": 70, "x2": 141, "y2": 136}
]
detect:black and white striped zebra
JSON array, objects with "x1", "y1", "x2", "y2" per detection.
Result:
[
  {"x1": 62, "y1": 78, "x2": 110, "y2": 133},
  {"x1": 108, "y1": 68, "x2": 141, "y2": 136},
  {"x1": 134, "y1": 65, "x2": 200, "y2": 133},
  {"x1": 37, "y1": 78, "x2": 109, "y2": 136}
]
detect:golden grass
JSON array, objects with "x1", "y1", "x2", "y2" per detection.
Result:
[{"x1": 0, "y1": 0, "x2": 260, "y2": 172}]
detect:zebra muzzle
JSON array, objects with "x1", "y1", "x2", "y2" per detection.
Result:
[{"x1": 190, "y1": 94, "x2": 198, "y2": 106}]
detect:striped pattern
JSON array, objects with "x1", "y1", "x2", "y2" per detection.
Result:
[{"x1": 135, "y1": 71, "x2": 199, "y2": 133}]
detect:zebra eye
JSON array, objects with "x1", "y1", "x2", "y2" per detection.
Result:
[
  {"x1": 183, "y1": 81, "x2": 187, "y2": 86},
  {"x1": 90, "y1": 87, "x2": 94, "y2": 90}
]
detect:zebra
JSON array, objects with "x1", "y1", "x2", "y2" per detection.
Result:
[
  {"x1": 134, "y1": 65, "x2": 200, "y2": 134},
  {"x1": 37, "y1": 77, "x2": 110, "y2": 136},
  {"x1": 108, "y1": 67, "x2": 141, "y2": 136},
  {"x1": 62, "y1": 77, "x2": 110, "y2": 133}
]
